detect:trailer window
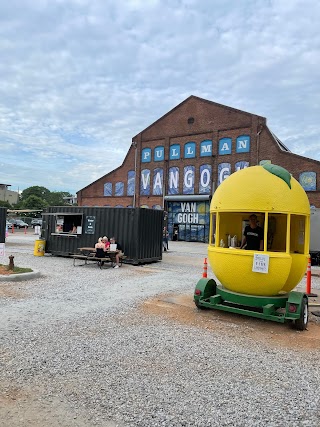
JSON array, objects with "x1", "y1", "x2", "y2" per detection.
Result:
[
  {"x1": 55, "y1": 214, "x2": 83, "y2": 234},
  {"x1": 210, "y1": 213, "x2": 216, "y2": 245},
  {"x1": 290, "y1": 215, "x2": 306, "y2": 254},
  {"x1": 266, "y1": 213, "x2": 287, "y2": 252},
  {"x1": 217, "y1": 212, "x2": 264, "y2": 249}
]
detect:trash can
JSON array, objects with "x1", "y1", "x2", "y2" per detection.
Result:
[
  {"x1": 34, "y1": 225, "x2": 41, "y2": 235},
  {"x1": 34, "y1": 239, "x2": 45, "y2": 256}
]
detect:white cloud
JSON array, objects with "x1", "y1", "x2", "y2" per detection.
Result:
[{"x1": 0, "y1": 0, "x2": 319, "y2": 194}]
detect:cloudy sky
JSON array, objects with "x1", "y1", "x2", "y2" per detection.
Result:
[{"x1": 1, "y1": 0, "x2": 319, "y2": 195}]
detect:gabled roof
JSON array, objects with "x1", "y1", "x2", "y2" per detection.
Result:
[
  {"x1": 269, "y1": 128, "x2": 290, "y2": 152},
  {"x1": 133, "y1": 95, "x2": 266, "y2": 139}
]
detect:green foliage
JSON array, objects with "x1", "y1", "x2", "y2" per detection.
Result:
[
  {"x1": 22, "y1": 195, "x2": 49, "y2": 210},
  {"x1": 0, "y1": 200, "x2": 12, "y2": 208},
  {"x1": 11, "y1": 198, "x2": 24, "y2": 209},
  {"x1": 47, "y1": 191, "x2": 72, "y2": 206},
  {"x1": 21, "y1": 186, "x2": 51, "y2": 202},
  {"x1": 18, "y1": 186, "x2": 74, "y2": 210}
]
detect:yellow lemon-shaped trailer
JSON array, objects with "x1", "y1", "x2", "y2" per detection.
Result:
[{"x1": 209, "y1": 165, "x2": 310, "y2": 296}]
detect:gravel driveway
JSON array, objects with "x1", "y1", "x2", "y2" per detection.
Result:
[{"x1": 1, "y1": 233, "x2": 320, "y2": 427}]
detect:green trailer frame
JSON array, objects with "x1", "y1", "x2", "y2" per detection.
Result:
[{"x1": 194, "y1": 278, "x2": 309, "y2": 330}]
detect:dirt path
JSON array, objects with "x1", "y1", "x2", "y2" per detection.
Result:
[{"x1": 142, "y1": 294, "x2": 320, "y2": 351}]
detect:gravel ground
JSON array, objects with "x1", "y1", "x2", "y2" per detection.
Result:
[{"x1": 1, "y1": 232, "x2": 320, "y2": 427}]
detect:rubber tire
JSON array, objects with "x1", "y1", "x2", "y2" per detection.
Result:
[
  {"x1": 194, "y1": 299, "x2": 207, "y2": 310},
  {"x1": 294, "y1": 297, "x2": 308, "y2": 331}
]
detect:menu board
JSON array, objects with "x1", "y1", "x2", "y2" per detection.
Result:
[{"x1": 84, "y1": 216, "x2": 96, "y2": 234}]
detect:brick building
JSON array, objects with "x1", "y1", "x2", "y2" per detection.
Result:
[{"x1": 77, "y1": 96, "x2": 320, "y2": 242}]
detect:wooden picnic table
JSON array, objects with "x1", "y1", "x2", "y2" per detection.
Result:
[
  {"x1": 78, "y1": 247, "x2": 96, "y2": 256},
  {"x1": 78, "y1": 247, "x2": 119, "y2": 259},
  {"x1": 74, "y1": 247, "x2": 123, "y2": 268}
]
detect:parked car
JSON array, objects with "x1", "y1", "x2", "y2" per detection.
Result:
[
  {"x1": 6, "y1": 221, "x2": 12, "y2": 229},
  {"x1": 31, "y1": 218, "x2": 43, "y2": 228},
  {"x1": 8, "y1": 219, "x2": 29, "y2": 229}
]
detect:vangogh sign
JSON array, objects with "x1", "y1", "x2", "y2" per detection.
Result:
[
  {"x1": 104, "y1": 163, "x2": 250, "y2": 198},
  {"x1": 138, "y1": 163, "x2": 249, "y2": 196},
  {"x1": 176, "y1": 202, "x2": 199, "y2": 224}
]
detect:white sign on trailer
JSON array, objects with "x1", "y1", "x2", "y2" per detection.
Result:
[{"x1": 252, "y1": 253, "x2": 269, "y2": 274}]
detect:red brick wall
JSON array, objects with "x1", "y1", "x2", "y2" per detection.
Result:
[{"x1": 77, "y1": 96, "x2": 320, "y2": 208}]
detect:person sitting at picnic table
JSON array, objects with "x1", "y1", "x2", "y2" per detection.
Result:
[
  {"x1": 102, "y1": 236, "x2": 110, "y2": 250},
  {"x1": 95, "y1": 237, "x2": 107, "y2": 261},
  {"x1": 109, "y1": 237, "x2": 124, "y2": 269}
]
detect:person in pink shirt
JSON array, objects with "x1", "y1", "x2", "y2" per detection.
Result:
[{"x1": 102, "y1": 236, "x2": 110, "y2": 250}]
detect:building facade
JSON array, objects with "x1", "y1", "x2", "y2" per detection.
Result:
[
  {"x1": 77, "y1": 96, "x2": 320, "y2": 242},
  {"x1": 0, "y1": 184, "x2": 19, "y2": 205}
]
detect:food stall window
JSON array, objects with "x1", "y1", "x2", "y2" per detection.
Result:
[
  {"x1": 210, "y1": 213, "x2": 216, "y2": 246},
  {"x1": 55, "y1": 214, "x2": 83, "y2": 234},
  {"x1": 290, "y1": 215, "x2": 306, "y2": 254}
]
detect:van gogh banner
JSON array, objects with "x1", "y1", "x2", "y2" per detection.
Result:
[
  {"x1": 183, "y1": 166, "x2": 195, "y2": 194},
  {"x1": 127, "y1": 170, "x2": 135, "y2": 196},
  {"x1": 103, "y1": 162, "x2": 251, "y2": 197},
  {"x1": 199, "y1": 164, "x2": 211, "y2": 194},
  {"x1": 299, "y1": 172, "x2": 316, "y2": 191},
  {"x1": 138, "y1": 163, "x2": 248, "y2": 195},
  {"x1": 218, "y1": 163, "x2": 231, "y2": 185},
  {"x1": 153, "y1": 168, "x2": 163, "y2": 195},
  {"x1": 168, "y1": 201, "x2": 209, "y2": 225},
  {"x1": 168, "y1": 167, "x2": 179, "y2": 195},
  {"x1": 140, "y1": 169, "x2": 150, "y2": 195}
]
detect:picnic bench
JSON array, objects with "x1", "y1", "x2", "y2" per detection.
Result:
[{"x1": 72, "y1": 247, "x2": 127, "y2": 269}]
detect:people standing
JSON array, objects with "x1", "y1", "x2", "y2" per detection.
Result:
[
  {"x1": 163, "y1": 227, "x2": 169, "y2": 252},
  {"x1": 240, "y1": 214, "x2": 264, "y2": 251}
]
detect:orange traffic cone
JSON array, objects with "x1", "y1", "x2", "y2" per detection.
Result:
[
  {"x1": 24, "y1": 226, "x2": 27, "y2": 234},
  {"x1": 202, "y1": 257, "x2": 208, "y2": 278}
]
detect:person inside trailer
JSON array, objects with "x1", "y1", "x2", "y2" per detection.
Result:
[
  {"x1": 240, "y1": 214, "x2": 264, "y2": 251},
  {"x1": 70, "y1": 224, "x2": 77, "y2": 233}
]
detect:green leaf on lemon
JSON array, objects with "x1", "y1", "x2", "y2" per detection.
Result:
[{"x1": 262, "y1": 164, "x2": 291, "y2": 189}]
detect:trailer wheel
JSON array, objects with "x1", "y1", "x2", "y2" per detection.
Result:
[
  {"x1": 194, "y1": 299, "x2": 207, "y2": 310},
  {"x1": 294, "y1": 297, "x2": 308, "y2": 331}
]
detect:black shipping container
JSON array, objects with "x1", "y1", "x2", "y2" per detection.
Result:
[
  {"x1": 42, "y1": 207, "x2": 163, "y2": 264},
  {"x1": 0, "y1": 207, "x2": 7, "y2": 243}
]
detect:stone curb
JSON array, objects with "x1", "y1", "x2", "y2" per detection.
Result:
[{"x1": 0, "y1": 270, "x2": 41, "y2": 282}]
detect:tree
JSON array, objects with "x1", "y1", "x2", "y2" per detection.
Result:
[
  {"x1": 21, "y1": 186, "x2": 51, "y2": 203},
  {"x1": 20, "y1": 186, "x2": 74, "y2": 207},
  {"x1": 0, "y1": 200, "x2": 12, "y2": 209},
  {"x1": 47, "y1": 191, "x2": 72, "y2": 206},
  {"x1": 22, "y1": 195, "x2": 49, "y2": 210}
]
